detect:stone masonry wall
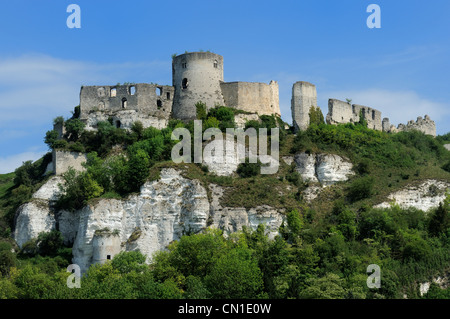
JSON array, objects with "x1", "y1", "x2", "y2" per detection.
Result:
[
  {"x1": 172, "y1": 52, "x2": 225, "y2": 120},
  {"x1": 52, "y1": 150, "x2": 87, "y2": 175},
  {"x1": 397, "y1": 115, "x2": 436, "y2": 137},
  {"x1": 221, "y1": 81, "x2": 280, "y2": 116},
  {"x1": 326, "y1": 99, "x2": 382, "y2": 131},
  {"x1": 326, "y1": 99, "x2": 354, "y2": 125},
  {"x1": 79, "y1": 83, "x2": 173, "y2": 124}
]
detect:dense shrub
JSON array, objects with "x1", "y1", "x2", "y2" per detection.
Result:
[
  {"x1": 237, "y1": 160, "x2": 261, "y2": 178},
  {"x1": 309, "y1": 106, "x2": 325, "y2": 126},
  {"x1": 347, "y1": 176, "x2": 374, "y2": 202}
]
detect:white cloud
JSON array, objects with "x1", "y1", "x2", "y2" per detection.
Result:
[{"x1": 0, "y1": 150, "x2": 47, "y2": 174}]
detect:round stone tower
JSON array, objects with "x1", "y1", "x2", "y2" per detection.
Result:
[
  {"x1": 172, "y1": 52, "x2": 225, "y2": 120},
  {"x1": 92, "y1": 231, "x2": 121, "y2": 265}
]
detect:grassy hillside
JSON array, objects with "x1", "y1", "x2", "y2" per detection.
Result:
[{"x1": 0, "y1": 106, "x2": 449, "y2": 299}]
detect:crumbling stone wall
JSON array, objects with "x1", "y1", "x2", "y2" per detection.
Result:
[
  {"x1": 326, "y1": 99, "x2": 355, "y2": 125},
  {"x1": 79, "y1": 83, "x2": 173, "y2": 129},
  {"x1": 326, "y1": 99, "x2": 382, "y2": 131},
  {"x1": 52, "y1": 150, "x2": 87, "y2": 175},
  {"x1": 352, "y1": 104, "x2": 382, "y2": 131},
  {"x1": 395, "y1": 115, "x2": 436, "y2": 137},
  {"x1": 382, "y1": 118, "x2": 391, "y2": 132},
  {"x1": 221, "y1": 81, "x2": 280, "y2": 116},
  {"x1": 291, "y1": 81, "x2": 317, "y2": 132}
]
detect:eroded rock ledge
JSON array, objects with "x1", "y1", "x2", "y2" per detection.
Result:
[{"x1": 14, "y1": 168, "x2": 285, "y2": 273}]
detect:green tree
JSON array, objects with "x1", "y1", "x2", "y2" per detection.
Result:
[
  {"x1": 184, "y1": 275, "x2": 212, "y2": 299},
  {"x1": 57, "y1": 168, "x2": 104, "y2": 211},
  {"x1": 428, "y1": 199, "x2": 449, "y2": 236},
  {"x1": 36, "y1": 230, "x2": 64, "y2": 257},
  {"x1": 196, "y1": 101, "x2": 208, "y2": 121},
  {"x1": 131, "y1": 121, "x2": 144, "y2": 139},
  {"x1": 309, "y1": 106, "x2": 325, "y2": 126},
  {"x1": 347, "y1": 176, "x2": 374, "y2": 202},
  {"x1": 0, "y1": 250, "x2": 16, "y2": 276},
  {"x1": 299, "y1": 273, "x2": 347, "y2": 299},
  {"x1": 64, "y1": 118, "x2": 85, "y2": 142},
  {"x1": 0, "y1": 277, "x2": 19, "y2": 299},
  {"x1": 286, "y1": 210, "x2": 303, "y2": 242},
  {"x1": 161, "y1": 228, "x2": 228, "y2": 279},
  {"x1": 44, "y1": 130, "x2": 59, "y2": 149},
  {"x1": 127, "y1": 149, "x2": 150, "y2": 193},
  {"x1": 111, "y1": 251, "x2": 148, "y2": 274},
  {"x1": 205, "y1": 247, "x2": 265, "y2": 299},
  {"x1": 237, "y1": 160, "x2": 261, "y2": 178}
]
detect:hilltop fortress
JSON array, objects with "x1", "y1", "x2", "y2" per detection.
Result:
[
  {"x1": 51, "y1": 51, "x2": 436, "y2": 175},
  {"x1": 291, "y1": 81, "x2": 436, "y2": 136},
  {"x1": 78, "y1": 51, "x2": 279, "y2": 131},
  {"x1": 75, "y1": 51, "x2": 435, "y2": 136}
]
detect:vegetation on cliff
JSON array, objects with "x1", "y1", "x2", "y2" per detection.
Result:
[{"x1": 0, "y1": 105, "x2": 449, "y2": 299}]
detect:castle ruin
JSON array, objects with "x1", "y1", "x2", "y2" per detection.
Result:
[
  {"x1": 291, "y1": 92, "x2": 436, "y2": 137},
  {"x1": 78, "y1": 51, "x2": 280, "y2": 131},
  {"x1": 50, "y1": 51, "x2": 438, "y2": 175}
]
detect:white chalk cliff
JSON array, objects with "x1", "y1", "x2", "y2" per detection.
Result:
[
  {"x1": 374, "y1": 179, "x2": 449, "y2": 212},
  {"x1": 293, "y1": 152, "x2": 355, "y2": 186},
  {"x1": 14, "y1": 168, "x2": 285, "y2": 273}
]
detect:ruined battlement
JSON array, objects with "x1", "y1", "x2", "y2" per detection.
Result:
[
  {"x1": 292, "y1": 91, "x2": 435, "y2": 137},
  {"x1": 79, "y1": 83, "x2": 173, "y2": 130},
  {"x1": 78, "y1": 52, "x2": 280, "y2": 127},
  {"x1": 325, "y1": 99, "x2": 382, "y2": 131},
  {"x1": 391, "y1": 115, "x2": 436, "y2": 137},
  {"x1": 220, "y1": 80, "x2": 280, "y2": 116}
]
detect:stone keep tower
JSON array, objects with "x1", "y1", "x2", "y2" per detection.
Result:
[
  {"x1": 291, "y1": 81, "x2": 318, "y2": 132},
  {"x1": 172, "y1": 52, "x2": 225, "y2": 120}
]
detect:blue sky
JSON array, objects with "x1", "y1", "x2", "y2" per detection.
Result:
[{"x1": 0, "y1": 0, "x2": 449, "y2": 173}]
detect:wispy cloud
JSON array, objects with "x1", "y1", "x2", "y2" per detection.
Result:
[{"x1": 0, "y1": 150, "x2": 47, "y2": 174}]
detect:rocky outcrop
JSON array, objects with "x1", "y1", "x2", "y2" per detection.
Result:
[
  {"x1": 374, "y1": 179, "x2": 450, "y2": 212},
  {"x1": 13, "y1": 176, "x2": 64, "y2": 247},
  {"x1": 419, "y1": 271, "x2": 450, "y2": 296},
  {"x1": 444, "y1": 144, "x2": 450, "y2": 151},
  {"x1": 208, "y1": 183, "x2": 285, "y2": 240},
  {"x1": 202, "y1": 138, "x2": 244, "y2": 176},
  {"x1": 293, "y1": 152, "x2": 354, "y2": 186},
  {"x1": 202, "y1": 138, "x2": 279, "y2": 176},
  {"x1": 71, "y1": 168, "x2": 210, "y2": 272},
  {"x1": 14, "y1": 168, "x2": 285, "y2": 273}
]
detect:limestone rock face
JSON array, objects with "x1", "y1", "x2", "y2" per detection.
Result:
[
  {"x1": 294, "y1": 152, "x2": 354, "y2": 186},
  {"x1": 14, "y1": 201, "x2": 55, "y2": 248},
  {"x1": 208, "y1": 183, "x2": 285, "y2": 240},
  {"x1": 202, "y1": 138, "x2": 279, "y2": 176},
  {"x1": 316, "y1": 154, "x2": 354, "y2": 186},
  {"x1": 71, "y1": 168, "x2": 210, "y2": 272},
  {"x1": 14, "y1": 168, "x2": 285, "y2": 273},
  {"x1": 32, "y1": 176, "x2": 64, "y2": 201},
  {"x1": 14, "y1": 176, "x2": 64, "y2": 247},
  {"x1": 374, "y1": 180, "x2": 450, "y2": 212},
  {"x1": 202, "y1": 138, "x2": 245, "y2": 176}
]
